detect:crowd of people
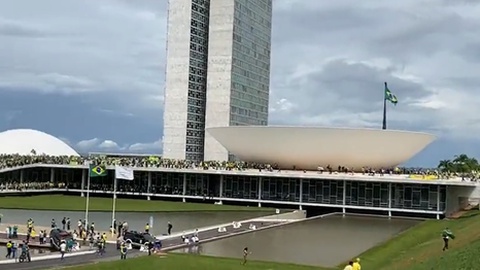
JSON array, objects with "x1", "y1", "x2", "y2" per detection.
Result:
[{"x1": 0, "y1": 153, "x2": 438, "y2": 175}]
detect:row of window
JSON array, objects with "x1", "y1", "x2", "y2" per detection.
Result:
[
  {"x1": 231, "y1": 81, "x2": 269, "y2": 100},
  {"x1": 232, "y1": 48, "x2": 270, "y2": 74},
  {"x1": 0, "y1": 169, "x2": 448, "y2": 211},
  {"x1": 230, "y1": 114, "x2": 267, "y2": 126}
]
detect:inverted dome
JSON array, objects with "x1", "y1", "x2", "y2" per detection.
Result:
[
  {"x1": 0, "y1": 129, "x2": 79, "y2": 156},
  {"x1": 206, "y1": 126, "x2": 436, "y2": 170}
]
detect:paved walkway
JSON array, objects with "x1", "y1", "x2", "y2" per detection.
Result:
[
  {"x1": 160, "y1": 220, "x2": 284, "y2": 251},
  {"x1": 2, "y1": 219, "x2": 287, "y2": 269}
]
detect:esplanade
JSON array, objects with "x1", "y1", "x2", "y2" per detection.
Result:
[{"x1": 0, "y1": 128, "x2": 478, "y2": 220}]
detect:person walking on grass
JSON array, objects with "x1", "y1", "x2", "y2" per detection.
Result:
[
  {"x1": 242, "y1": 247, "x2": 251, "y2": 265},
  {"x1": 442, "y1": 227, "x2": 455, "y2": 251}
]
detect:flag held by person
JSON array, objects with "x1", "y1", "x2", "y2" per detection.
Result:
[
  {"x1": 89, "y1": 164, "x2": 107, "y2": 177},
  {"x1": 115, "y1": 165, "x2": 134, "y2": 180}
]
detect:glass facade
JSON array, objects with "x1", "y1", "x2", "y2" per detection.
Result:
[
  {"x1": 0, "y1": 168, "x2": 448, "y2": 213},
  {"x1": 230, "y1": 0, "x2": 272, "y2": 126},
  {"x1": 185, "y1": 0, "x2": 210, "y2": 161}
]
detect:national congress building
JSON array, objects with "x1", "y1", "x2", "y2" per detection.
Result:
[
  {"x1": 1, "y1": 0, "x2": 479, "y2": 221},
  {"x1": 162, "y1": 0, "x2": 273, "y2": 162}
]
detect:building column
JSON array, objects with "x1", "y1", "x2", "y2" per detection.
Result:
[
  {"x1": 81, "y1": 169, "x2": 86, "y2": 197},
  {"x1": 182, "y1": 173, "x2": 187, "y2": 203},
  {"x1": 147, "y1": 171, "x2": 152, "y2": 201},
  {"x1": 258, "y1": 177, "x2": 262, "y2": 207},
  {"x1": 50, "y1": 168, "x2": 55, "y2": 183},
  {"x1": 342, "y1": 180, "x2": 347, "y2": 215},
  {"x1": 299, "y1": 179, "x2": 303, "y2": 210},
  {"x1": 218, "y1": 175, "x2": 223, "y2": 204},
  {"x1": 436, "y1": 185, "x2": 441, "y2": 220},
  {"x1": 388, "y1": 182, "x2": 392, "y2": 218},
  {"x1": 19, "y1": 170, "x2": 24, "y2": 184}
]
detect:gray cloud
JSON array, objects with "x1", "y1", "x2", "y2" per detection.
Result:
[{"x1": 1, "y1": 0, "x2": 480, "y2": 148}]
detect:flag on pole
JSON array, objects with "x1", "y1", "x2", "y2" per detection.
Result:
[
  {"x1": 384, "y1": 83, "x2": 398, "y2": 105},
  {"x1": 115, "y1": 165, "x2": 134, "y2": 180},
  {"x1": 89, "y1": 164, "x2": 107, "y2": 177}
]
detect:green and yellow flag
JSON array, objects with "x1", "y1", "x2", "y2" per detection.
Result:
[
  {"x1": 89, "y1": 164, "x2": 107, "y2": 177},
  {"x1": 384, "y1": 83, "x2": 398, "y2": 105}
]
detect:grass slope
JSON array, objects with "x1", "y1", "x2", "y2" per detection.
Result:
[
  {"x1": 0, "y1": 195, "x2": 271, "y2": 212},
  {"x1": 356, "y1": 210, "x2": 480, "y2": 270},
  {"x1": 69, "y1": 253, "x2": 323, "y2": 270}
]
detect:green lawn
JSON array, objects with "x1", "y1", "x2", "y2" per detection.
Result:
[
  {"x1": 355, "y1": 210, "x2": 480, "y2": 270},
  {"x1": 0, "y1": 195, "x2": 272, "y2": 212},
  {"x1": 69, "y1": 253, "x2": 322, "y2": 270}
]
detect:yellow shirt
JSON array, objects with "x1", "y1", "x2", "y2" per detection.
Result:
[
  {"x1": 352, "y1": 262, "x2": 361, "y2": 270},
  {"x1": 344, "y1": 265, "x2": 353, "y2": 270}
]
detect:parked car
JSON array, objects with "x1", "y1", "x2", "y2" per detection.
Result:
[
  {"x1": 117, "y1": 231, "x2": 155, "y2": 249},
  {"x1": 49, "y1": 229, "x2": 73, "y2": 250}
]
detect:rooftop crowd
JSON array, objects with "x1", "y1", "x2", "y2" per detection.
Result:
[{"x1": 0, "y1": 153, "x2": 438, "y2": 176}]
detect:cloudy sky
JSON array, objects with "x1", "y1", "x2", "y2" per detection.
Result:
[{"x1": 1, "y1": 0, "x2": 479, "y2": 166}]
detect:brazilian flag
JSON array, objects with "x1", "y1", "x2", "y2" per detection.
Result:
[
  {"x1": 89, "y1": 164, "x2": 107, "y2": 177},
  {"x1": 384, "y1": 83, "x2": 398, "y2": 105}
]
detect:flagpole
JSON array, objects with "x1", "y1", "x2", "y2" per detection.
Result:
[
  {"x1": 111, "y1": 176, "x2": 117, "y2": 237},
  {"x1": 382, "y1": 82, "x2": 387, "y2": 130},
  {"x1": 84, "y1": 164, "x2": 91, "y2": 226}
]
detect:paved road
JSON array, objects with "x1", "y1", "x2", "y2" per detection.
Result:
[{"x1": 4, "y1": 220, "x2": 286, "y2": 269}]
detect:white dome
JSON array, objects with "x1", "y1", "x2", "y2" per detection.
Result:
[{"x1": 0, "y1": 129, "x2": 79, "y2": 156}]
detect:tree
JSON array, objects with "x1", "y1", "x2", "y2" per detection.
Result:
[
  {"x1": 437, "y1": 159, "x2": 454, "y2": 173},
  {"x1": 450, "y1": 154, "x2": 479, "y2": 180}
]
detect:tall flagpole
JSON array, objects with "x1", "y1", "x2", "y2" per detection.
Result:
[
  {"x1": 84, "y1": 163, "x2": 91, "y2": 225},
  {"x1": 111, "y1": 175, "x2": 117, "y2": 236},
  {"x1": 382, "y1": 82, "x2": 387, "y2": 130}
]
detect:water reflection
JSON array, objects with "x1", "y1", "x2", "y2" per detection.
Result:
[
  {"x1": 176, "y1": 215, "x2": 420, "y2": 267},
  {"x1": 0, "y1": 209, "x2": 270, "y2": 235}
]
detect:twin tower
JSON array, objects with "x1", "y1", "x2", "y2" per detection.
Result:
[{"x1": 162, "y1": 0, "x2": 273, "y2": 162}]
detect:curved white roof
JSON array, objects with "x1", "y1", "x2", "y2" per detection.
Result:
[
  {"x1": 206, "y1": 126, "x2": 436, "y2": 170},
  {"x1": 0, "y1": 129, "x2": 79, "y2": 156}
]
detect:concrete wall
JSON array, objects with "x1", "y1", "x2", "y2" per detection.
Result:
[
  {"x1": 446, "y1": 185, "x2": 480, "y2": 216},
  {"x1": 252, "y1": 210, "x2": 307, "y2": 221},
  {"x1": 163, "y1": 0, "x2": 193, "y2": 160},
  {"x1": 203, "y1": 0, "x2": 235, "y2": 161}
]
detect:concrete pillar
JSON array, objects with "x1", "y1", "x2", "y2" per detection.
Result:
[
  {"x1": 388, "y1": 182, "x2": 392, "y2": 218},
  {"x1": 147, "y1": 171, "x2": 152, "y2": 201},
  {"x1": 219, "y1": 175, "x2": 223, "y2": 203},
  {"x1": 436, "y1": 184, "x2": 441, "y2": 220},
  {"x1": 182, "y1": 173, "x2": 187, "y2": 203},
  {"x1": 342, "y1": 180, "x2": 347, "y2": 215},
  {"x1": 19, "y1": 170, "x2": 24, "y2": 184},
  {"x1": 258, "y1": 177, "x2": 262, "y2": 207},
  {"x1": 81, "y1": 169, "x2": 86, "y2": 197},
  {"x1": 50, "y1": 168, "x2": 55, "y2": 183},
  {"x1": 299, "y1": 179, "x2": 303, "y2": 210}
]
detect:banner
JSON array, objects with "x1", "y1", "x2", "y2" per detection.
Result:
[
  {"x1": 408, "y1": 174, "x2": 438, "y2": 180},
  {"x1": 115, "y1": 166, "x2": 134, "y2": 180}
]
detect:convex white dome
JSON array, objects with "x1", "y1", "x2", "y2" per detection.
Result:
[{"x1": 0, "y1": 129, "x2": 79, "y2": 156}]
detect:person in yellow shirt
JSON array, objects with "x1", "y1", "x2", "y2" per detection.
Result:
[
  {"x1": 352, "y1": 258, "x2": 361, "y2": 270},
  {"x1": 344, "y1": 261, "x2": 354, "y2": 270}
]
